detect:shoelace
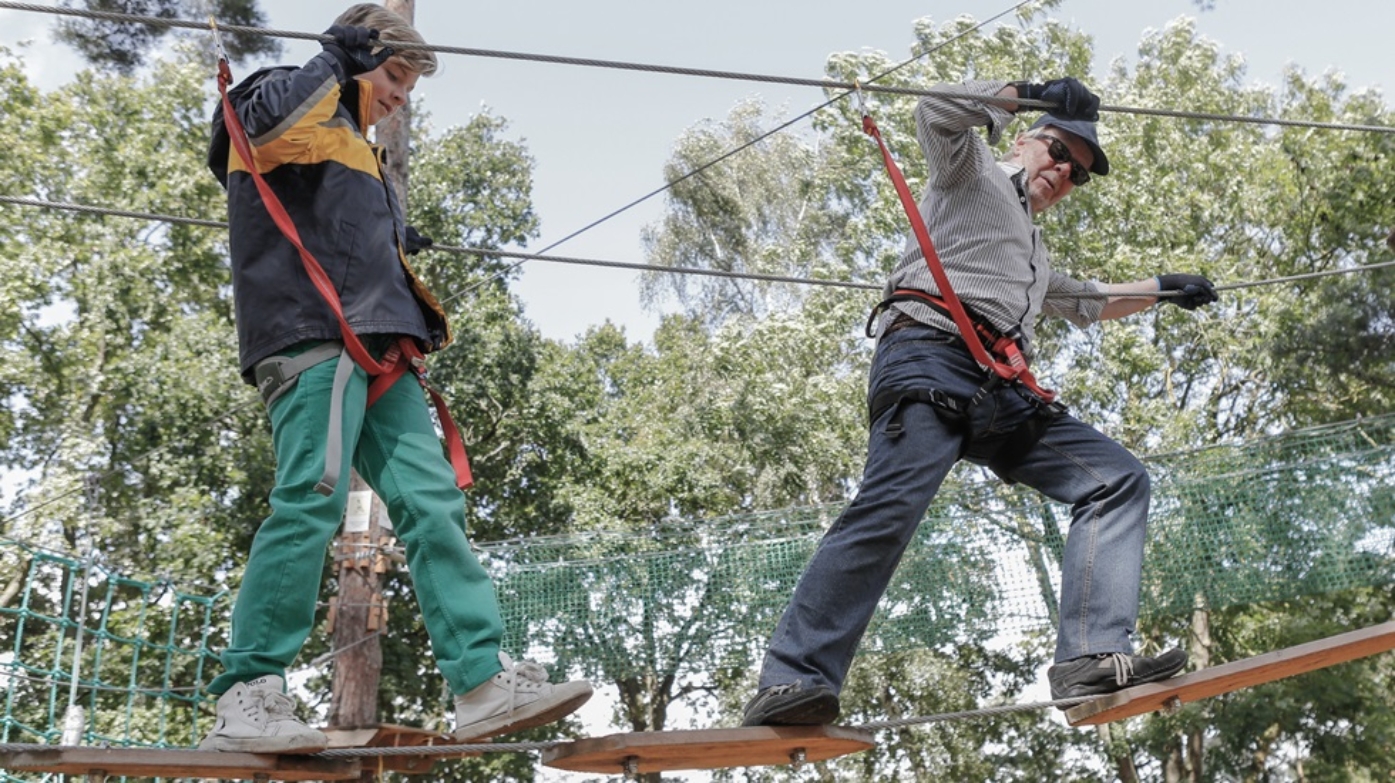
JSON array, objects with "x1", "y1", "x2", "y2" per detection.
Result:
[
  {"x1": 766, "y1": 683, "x2": 800, "y2": 697},
  {"x1": 260, "y1": 690, "x2": 299, "y2": 722},
  {"x1": 1104, "y1": 652, "x2": 1135, "y2": 687},
  {"x1": 499, "y1": 653, "x2": 549, "y2": 711}
]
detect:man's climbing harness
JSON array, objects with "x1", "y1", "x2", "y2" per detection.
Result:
[
  {"x1": 855, "y1": 86, "x2": 1064, "y2": 473},
  {"x1": 856, "y1": 86, "x2": 1056, "y2": 403},
  {"x1": 209, "y1": 19, "x2": 472, "y2": 493}
]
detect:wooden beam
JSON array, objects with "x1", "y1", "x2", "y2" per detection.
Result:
[
  {"x1": 542, "y1": 725, "x2": 874, "y2": 775},
  {"x1": 1067, "y1": 621, "x2": 1395, "y2": 726},
  {"x1": 0, "y1": 747, "x2": 360, "y2": 781}
]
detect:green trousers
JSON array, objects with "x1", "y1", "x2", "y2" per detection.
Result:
[{"x1": 209, "y1": 343, "x2": 504, "y2": 696}]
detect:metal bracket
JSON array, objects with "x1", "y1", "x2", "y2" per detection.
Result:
[{"x1": 790, "y1": 747, "x2": 807, "y2": 770}]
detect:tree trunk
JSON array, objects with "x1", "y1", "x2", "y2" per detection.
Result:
[
  {"x1": 1098, "y1": 723, "x2": 1140, "y2": 783},
  {"x1": 1186, "y1": 603, "x2": 1212, "y2": 781}
]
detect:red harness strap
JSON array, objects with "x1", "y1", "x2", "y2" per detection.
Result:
[
  {"x1": 861, "y1": 111, "x2": 1057, "y2": 405},
  {"x1": 217, "y1": 58, "x2": 473, "y2": 489}
]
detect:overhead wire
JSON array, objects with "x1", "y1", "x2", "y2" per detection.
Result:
[
  {"x1": 5, "y1": 194, "x2": 1394, "y2": 301},
  {"x1": 440, "y1": 0, "x2": 1044, "y2": 302},
  {"x1": 4, "y1": 0, "x2": 1393, "y2": 523},
  {"x1": 0, "y1": 1, "x2": 1388, "y2": 135},
  {"x1": 3, "y1": 0, "x2": 1389, "y2": 302}
]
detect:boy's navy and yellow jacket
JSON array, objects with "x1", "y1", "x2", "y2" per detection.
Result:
[{"x1": 209, "y1": 51, "x2": 450, "y2": 385}]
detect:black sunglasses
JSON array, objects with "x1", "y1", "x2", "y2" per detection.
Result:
[{"x1": 1040, "y1": 135, "x2": 1091, "y2": 187}]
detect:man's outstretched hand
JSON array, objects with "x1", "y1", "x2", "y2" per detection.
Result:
[{"x1": 1156, "y1": 273, "x2": 1218, "y2": 310}]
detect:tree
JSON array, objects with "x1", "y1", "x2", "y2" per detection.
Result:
[
  {"x1": 641, "y1": 100, "x2": 869, "y2": 328},
  {"x1": 0, "y1": 46, "x2": 259, "y2": 581},
  {"x1": 53, "y1": 0, "x2": 279, "y2": 73}
]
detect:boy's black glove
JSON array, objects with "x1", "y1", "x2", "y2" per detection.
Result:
[
  {"x1": 404, "y1": 226, "x2": 433, "y2": 255},
  {"x1": 1018, "y1": 77, "x2": 1101, "y2": 122},
  {"x1": 1156, "y1": 273, "x2": 1218, "y2": 310},
  {"x1": 322, "y1": 25, "x2": 393, "y2": 76}
]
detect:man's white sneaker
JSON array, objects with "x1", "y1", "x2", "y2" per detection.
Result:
[
  {"x1": 198, "y1": 675, "x2": 328, "y2": 754},
  {"x1": 452, "y1": 652, "x2": 593, "y2": 741}
]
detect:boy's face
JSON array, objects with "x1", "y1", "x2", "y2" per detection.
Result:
[{"x1": 356, "y1": 57, "x2": 420, "y2": 126}]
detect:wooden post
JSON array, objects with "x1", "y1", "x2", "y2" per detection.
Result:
[{"x1": 327, "y1": 480, "x2": 386, "y2": 739}]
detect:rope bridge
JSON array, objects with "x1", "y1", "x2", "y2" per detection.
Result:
[{"x1": 0, "y1": 414, "x2": 1391, "y2": 772}]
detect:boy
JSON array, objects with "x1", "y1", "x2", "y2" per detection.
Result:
[{"x1": 203, "y1": 3, "x2": 591, "y2": 753}]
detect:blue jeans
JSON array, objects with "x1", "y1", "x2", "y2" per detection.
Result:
[{"x1": 757, "y1": 324, "x2": 1151, "y2": 693}]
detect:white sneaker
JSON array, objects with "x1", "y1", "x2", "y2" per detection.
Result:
[
  {"x1": 198, "y1": 675, "x2": 329, "y2": 754},
  {"x1": 452, "y1": 652, "x2": 593, "y2": 741}
]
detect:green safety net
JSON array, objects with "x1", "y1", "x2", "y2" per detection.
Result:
[
  {"x1": 0, "y1": 414, "x2": 1391, "y2": 762},
  {"x1": 0, "y1": 543, "x2": 227, "y2": 756},
  {"x1": 484, "y1": 414, "x2": 1395, "y2": 680}
]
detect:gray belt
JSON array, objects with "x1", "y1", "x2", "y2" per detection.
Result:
[{"x1": 253, "y1": 341, "x2": 356, "y2": 497}]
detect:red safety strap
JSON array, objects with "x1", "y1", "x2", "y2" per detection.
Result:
[
  {"x1": 369, "y1": 337, "x2": 474, "y2": 489},
  {"x1": 861, "y1": 110, "x2": 1057, "y2": 405},
  {"x1": 216, "y1": 58, "x2": 474, "y2": 489}
]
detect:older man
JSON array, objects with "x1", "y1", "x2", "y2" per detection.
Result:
[{"x1": 743, "y1": 78, "x2": 1217, "y2": 726}]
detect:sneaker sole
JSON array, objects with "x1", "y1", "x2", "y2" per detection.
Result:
[
  {"x1": 742, "y1": 690, "x2": 840, "y2": 727},
  {"x1": 197, "y1": 734, "x2": 329, "y2": 755},
  {"x1": 453, "y1": 684, "x2": 594, "y2": 742}
]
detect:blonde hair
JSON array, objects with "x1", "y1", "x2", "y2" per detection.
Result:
[{"x1": 333, "y1": 3, "x2": 438, "y2": 77}]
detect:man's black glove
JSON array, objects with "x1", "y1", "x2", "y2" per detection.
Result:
[
  {"x1": 1017, "y1": 77, "x2": 1101, "y2": 122},
  {"x1": 404, "y1": 226, "x2": 433, "y2": 256},
  {"x1": 1156, "y1": 273, "x2": 1218, "y2": 310},
  {"x1": 322, "y1": 25, "x2": 393, "y2": 76}
]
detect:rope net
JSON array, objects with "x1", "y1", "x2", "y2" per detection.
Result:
[
  {"x1": 483, "y1": 414, "x2": 1395, "y2": 678},
  {"x1": 0, "y1": 544, "x2": 227, "y2": 756},
  {"x1": 0, "y1": 415, "x2": 1391, "y2": 764}
]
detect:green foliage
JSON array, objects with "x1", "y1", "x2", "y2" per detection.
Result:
[
  {"x1": 641, "y1": 101, "x2": 869, "y2": 327},
  {"x1": 4, "y1": 4, "x2": 1395, "y2": 780},
  {"x1": 0, "y1": 51, "x2": 259, "y2": 581},
  {"x1": 53, "y1": 0, "x2": 280, "y2": 73}
]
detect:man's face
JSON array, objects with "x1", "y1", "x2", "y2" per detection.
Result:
[
  {"x1": 355, "y1": 57, "x2": 421, "y2": 126},
  {"x1": 1016, "y1": 130, "x2": 1095, "y2": 213}
]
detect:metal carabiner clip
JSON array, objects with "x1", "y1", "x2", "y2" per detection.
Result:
[
  {"x1": 852, "y1": 79, "x2": 870, "y2": 118},
  {"x1": 208, "y1": 15, "x2": 229, "y2": 64}
]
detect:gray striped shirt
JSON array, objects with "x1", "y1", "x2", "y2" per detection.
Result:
[{"x1": 880, "y1": 80, "x2": 1104, "y2": 360}]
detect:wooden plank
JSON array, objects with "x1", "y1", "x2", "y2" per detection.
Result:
[
  {"x1": 542, "y1": 725, "x2": 875, "y2": 774},
  {"x1": 0, "y1": 747, "x2": 360, "y2": 780},
  {"x1": 1067, "y1": 621, "x2": 1395, "y2": 726}
]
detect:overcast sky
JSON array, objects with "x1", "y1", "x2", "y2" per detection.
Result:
[{"x1": 2, "y1": 0, "x2": 1390, "y2": 344}]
